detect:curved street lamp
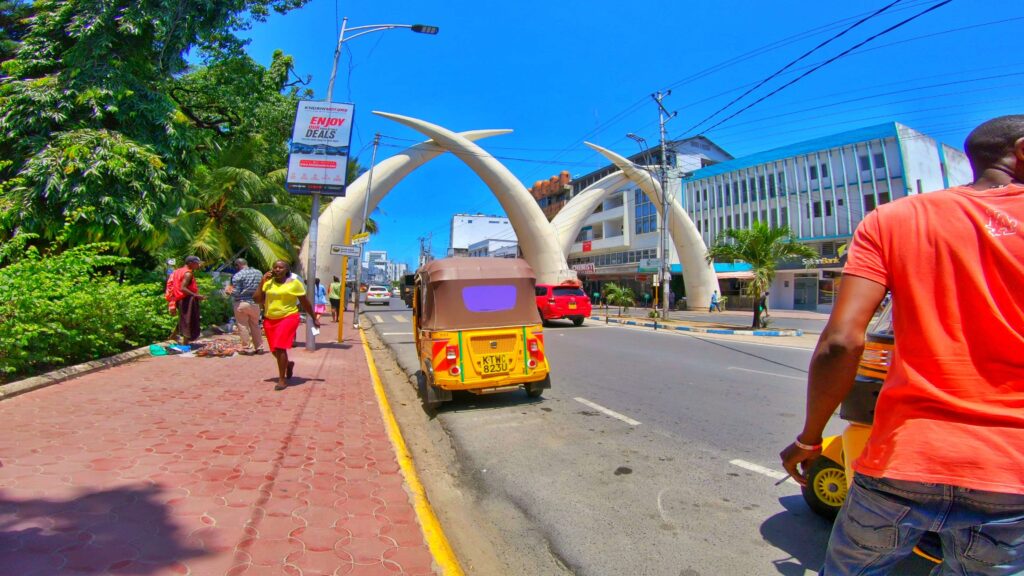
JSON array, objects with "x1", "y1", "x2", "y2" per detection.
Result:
[{"x1": 305, "y1": 17, "x2": 439, "y2": 349}]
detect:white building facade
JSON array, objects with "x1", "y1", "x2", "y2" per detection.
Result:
[
  {"x1": 565, "y1": 136, "x2": 733, "y2": 300},
  {"x1": 682, "y1": 122, "x2": 971, "y2": 312},
  {"x1": 447, "y1": 214, "x2": 515, "y2": 257}
]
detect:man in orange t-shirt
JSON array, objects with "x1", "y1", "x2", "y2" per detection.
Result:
[{"x1": 781, "y1": 115, "x2": 1024, "y2": 575}]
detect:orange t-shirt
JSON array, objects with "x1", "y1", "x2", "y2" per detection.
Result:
[{"x1": 843, "y1": 183, "x2": 1024, "y2": 494}]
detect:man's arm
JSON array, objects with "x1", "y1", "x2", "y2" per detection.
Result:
[{"x1": 780, "y1": 274, "x2": 886, "y2": 485}]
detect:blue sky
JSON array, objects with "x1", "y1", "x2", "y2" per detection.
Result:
[{"x1": 241, "y1": 0, "x2": 1024, "y2": 268}]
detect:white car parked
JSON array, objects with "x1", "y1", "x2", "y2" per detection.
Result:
[{"x1": 365, "y1": 285, "x2": 391, "y2": 306}]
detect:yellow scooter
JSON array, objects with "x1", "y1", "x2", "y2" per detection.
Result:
[{"x1": 800, "y1": 302, "x2": 941, "y2": 563}]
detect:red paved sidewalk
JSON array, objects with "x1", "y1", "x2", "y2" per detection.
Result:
[{"x1": 0, "y1": 311, "x2": 438, "y2": 576}]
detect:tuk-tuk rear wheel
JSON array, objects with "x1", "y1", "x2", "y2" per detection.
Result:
[
  {"x1": 525, "y1": 375, "x2": 550, "y2": 398},
  {"x1": 801, "y1": 457, "x2": 847, "y2": 520}
]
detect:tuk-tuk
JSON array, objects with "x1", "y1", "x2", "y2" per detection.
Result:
[
  {"x1": 802, "y1": 300, "x2": 941, "y2": 563},
  {"x1": 409, "y1": 258, "x2": 551, "y2": 409}
]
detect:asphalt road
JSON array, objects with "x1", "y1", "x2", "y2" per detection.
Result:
[{"x1": 363, "y1": 301, "x2": 932, "y2": 576}]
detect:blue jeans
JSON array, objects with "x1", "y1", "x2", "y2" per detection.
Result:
[{"x1": 822, "y1": 473, "x2": 1024, "y2": 576}]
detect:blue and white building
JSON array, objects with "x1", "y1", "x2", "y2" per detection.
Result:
[{"x1": 681, "y1": 122, "x2": 971, "y2": 311}]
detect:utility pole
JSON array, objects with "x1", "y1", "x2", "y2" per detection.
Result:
[
  {"x1": 653, "y1": 91, "x2": 677, "y2": 320},
  {"x1": 352, "y1": 133, "x2": 381, "y2": 329}
]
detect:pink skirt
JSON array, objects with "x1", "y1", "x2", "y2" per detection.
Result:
[
  {"x1": 314, "y1": 304, "x2": 327, "y2": 314},
  {"x1": 263, "y1": 313, "x2": 301, "y2": 351}
]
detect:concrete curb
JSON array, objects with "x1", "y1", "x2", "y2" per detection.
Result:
[
  {"x1": 0, "y1": 324, "x2": 229, "y2": 402},
  {"x1": 0, "y1": 344, "x2": 157, "y2": 402},
  {"x1": 592, "y1": 316, "x2": 803, "y2": 337}
]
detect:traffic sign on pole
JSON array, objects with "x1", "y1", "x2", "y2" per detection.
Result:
[
  {"x1": 351, "y1": 232, "x2": 370, "y2": 245},
  {"x1": 330, "y1": 244, "x2": 361, "y2": 257}
]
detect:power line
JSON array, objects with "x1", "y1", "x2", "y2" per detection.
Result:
[
  {"x1": 694, "y1": 0, "x2": 954, "y2": 135},
  {"x1": 683, "y1": 0, "x2": 904, "y2": 135}
]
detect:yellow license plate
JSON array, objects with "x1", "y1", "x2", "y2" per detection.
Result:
[
  {"x1": 481, "y1": 354, "x2": 511, "y2": 374},
  {"x1": 568, "y1": 302, "x2": 577, "y2": 309}
]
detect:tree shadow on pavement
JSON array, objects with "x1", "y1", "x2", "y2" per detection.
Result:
[{"x1": 0, "y1": 484, "x2": 206, "y2": 574}]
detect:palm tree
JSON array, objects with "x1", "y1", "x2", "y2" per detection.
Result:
[
  {"x1": 603, "y1": 282, "x2": 636, "y2": 316},
  {"x1": 170, "y1": 149, "x2": 308, "y2": 271},
  {"x1": 706, "y1": 222, "x2": 817, "y2": 328}
]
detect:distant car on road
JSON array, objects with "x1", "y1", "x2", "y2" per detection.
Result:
[
  {"x1": 535, "y1": 283, "x2": 591, "y2": 326},
  {"x1": 365, "y1": 285, "x2": 391, "y2": 306},
  {"x1": 392, "y1": 287, "x2": 401, "y2": 297}
]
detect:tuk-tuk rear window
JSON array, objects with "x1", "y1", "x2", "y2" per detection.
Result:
[{"x1": 462, "y1": 285, "x2": 517, "y2": 312}]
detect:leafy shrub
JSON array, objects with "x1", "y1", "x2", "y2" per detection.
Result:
[{"x1": 0, "y1": 238, "x2": 229, "y2": 382}]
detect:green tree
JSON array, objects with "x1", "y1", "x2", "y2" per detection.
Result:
[
  {"x1": 603, "y1": 282, "x2": 635, "y2": 316},
  {"x1": 0, "y1": 0, "x2": 33, "y2": 65},
  {"x1": 169, "y1": 146, "x2": 307, "y2": 271},
  {"x1": 706, "y1": 222, "x2": 817, "y2": 328},
  {"x1": 0, "y1": 0, "x2": 311, "y2": 254}
]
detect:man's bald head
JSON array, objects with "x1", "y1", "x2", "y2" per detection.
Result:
[{"x1": 964, "y1": 115, "x2": 1024, "y2": 175}]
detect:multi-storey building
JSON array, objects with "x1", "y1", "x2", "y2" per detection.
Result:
[
  {"x1": 529, "y1": 171, "x2": 572, "y2": 221},
  {"x1": 681, "y1": 122, "x2": 971, "y2": 311},
  {"x1": 447, "y1": 214, "x2": 515, "y2": 257},
  {"x1": 563, "y1": 136, "x2": 733, "y2": 300}
]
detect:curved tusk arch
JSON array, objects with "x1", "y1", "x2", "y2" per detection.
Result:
[
  {"x1": 302, "y1": 129, "x2": 510, "y2": 282},
  {"x1": 584, "y1": 142, "x2": 717, "y2": 310},
  {"x1": 551, "y1": 171, "x2": 630, "y2": 257},
  {"x1": 375, "y1": 111, "x2": 576, "y2": 285}
]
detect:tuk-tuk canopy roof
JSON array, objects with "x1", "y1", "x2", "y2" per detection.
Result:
[
  {"x1": 418, "y1": 257, "x2": 537, "y2": 284},
  {"x1": 416, "y1": 258, "x2": 541, "y2": 331}
]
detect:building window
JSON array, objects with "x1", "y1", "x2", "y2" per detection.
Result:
[
  {"x1": 838, "y1": 198, "x2": 845, "y2": 206},
  {"x1": 768, "y1": 176, "x2": 777, "y2": 197},
  {"x1": 825, "y1": 200, "x2": 833, "y2": 217},
  {"x1": 732, "y1": 184, "x2": 739, "y2": 204},
  {"x1": 743, "y1": 213, "x2": 749, "y2": 228},
  {"x1": 780, "y1": 206, "x2": 789, "y2": 226},
  {"x1": 635, "y1": 189, "x2": 657, "y2": 235},
  {"x1": 864, "y1": 194, "x2": 876, "y2": 212},
  {"x1": 879, "y1": 192, "x2": 891, "y2": 205},
  {"x1": 859, "y1": 155, "x2": 871, "y2": 171},
  {"x1": 809, "y1": 165, "x2": 818, "y2": 180},
  {"x1": 874, "y1": 152, "x2": 886, "y2": 169}
]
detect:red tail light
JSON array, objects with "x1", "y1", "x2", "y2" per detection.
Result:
[
  {"x1": 547, "y1": 297, "x2": 555, "y2": 305},
  {"x1": 528, "y1": 339, "x2": 539, "y2": 353},
  {"x1": 527, "y1": 337, "x2": 544, "y2": 365},
  {"x1": 446, "y1": 345, "x2": 458, "y2": 361}
]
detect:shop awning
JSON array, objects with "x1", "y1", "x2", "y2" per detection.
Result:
[{"x1": 716, "y1": 271, "x2": 754, "y2": 280}]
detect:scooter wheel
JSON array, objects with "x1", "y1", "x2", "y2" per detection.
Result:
[{"x1": 801, "y1": 457, "x2": 847, "y2": 520}]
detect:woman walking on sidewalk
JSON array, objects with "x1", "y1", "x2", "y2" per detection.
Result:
[{"x1": 253, "y1": 260, "x2": 320, "y2": 391}]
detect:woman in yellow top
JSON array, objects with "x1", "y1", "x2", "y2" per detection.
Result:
[{"x1": 253, "y1": 260, "x2": 320, "y2": 391}]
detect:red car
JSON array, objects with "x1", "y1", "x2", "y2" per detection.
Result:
[{"x1": 535, "y1": 284, "x2": 592, "y2": 326}]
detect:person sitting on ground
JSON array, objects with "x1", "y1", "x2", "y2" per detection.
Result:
[{"x1": 253, "y1": 260, "x2": 320, "y2": 391}]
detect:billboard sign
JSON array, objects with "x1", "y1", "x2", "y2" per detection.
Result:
[{"x1": 286, "y1": 100, "x2": 355, "y2": 196}]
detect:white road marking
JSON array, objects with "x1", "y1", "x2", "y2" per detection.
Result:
[
  {"x1": 730, "y1": 458, "x2": 798, "y2": 486},
  {"x1": 372, "y1": 314, "x2": 384, "y2": 323},
  {"x1": 574, "y1": 397, "x2": 641, "y2": 426},
  {"x1": 727, "y1": 366, "x2": 804, "y2": 381},
  {"x1": 392, "y1": 315, "x2": 408, "y2": 322},
  {"x1": 381, "y1": 332, "x2": 412, "y2": 336},
  {"x1": 590, "y1": 321, "x2": 815, "y2": 350}
]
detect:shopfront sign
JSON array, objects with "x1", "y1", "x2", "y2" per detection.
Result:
[
  {"x1": 571, "y1": 262, "x2": 596, "y2": 274},
  {"x1": 582, "y1": 240, "x2": 592, "y2": 252}
]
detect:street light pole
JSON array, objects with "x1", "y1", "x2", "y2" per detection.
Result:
[
  {"x1": 626, "y1": 132, "x2": 659, "y2": 310},
  {"x1": 301, "y1": 17, "x2": 438, "y2": 349},
  {"x1": 352, "y1": 132, "x2": 380, "y2": 329}
]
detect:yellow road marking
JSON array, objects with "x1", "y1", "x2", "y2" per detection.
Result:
[{"x1": 360, "y1": 329, "x2": 464, "y2": 576}]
